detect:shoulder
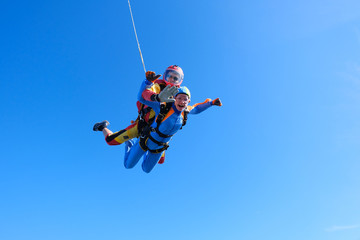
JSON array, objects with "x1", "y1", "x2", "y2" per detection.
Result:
[
  {"x1": 154, "y1": 79, "x2": 167, "y2": 85},
  {"x1": 154, "y1": 79, "x2": 168, "y2": 90}
]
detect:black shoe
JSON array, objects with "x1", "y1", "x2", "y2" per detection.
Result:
[{"x1": 93, "y1": 120, "x2": 109, "y2": 131}]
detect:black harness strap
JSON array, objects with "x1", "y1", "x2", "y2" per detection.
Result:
[
  {"x1": 139, "y1": 102, "x2": 189, "y2": 154},
  {"x1": 180, "y1": 109, "x2": 189, "y2": 129},
  {"x1": 153, "y1": 103, "x2": 174, "y2": 138},
  {"x1": 137, "y1": 104, "x2": 155, "y2": 134},
  {"x1": 139, "y1": 134, "x2": 169, "y2": 154}
]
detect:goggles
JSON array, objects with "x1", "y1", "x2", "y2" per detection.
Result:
[
  {"x1": 164, "y1": 69, "x2": 183, "y2": 86},
  {"x1": 166, "y1": 74, "x2": 179, "y2": 82}
]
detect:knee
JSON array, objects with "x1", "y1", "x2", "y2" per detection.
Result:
[
  {"x1": 105, "y1": 131, "x2": 127, "y2": 145},
  {"x1": 124, "y1": 161, "x2": 135, "y2": 169},
  {"x1": 142, "y1": 164, "x2": 154, "y2": 173},
  {"x1": 105, "y1": 135, "x2": 122, "y2": 145},
  {"x1": 106, "y1": 140, "x2": 122, "y2": 146}
]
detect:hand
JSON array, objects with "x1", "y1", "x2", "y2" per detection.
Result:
[
  {"x1": 212, "y1": 98, "x2": 222, "y2": 106},
  {"x1": 157, "y1": 85, "x2": 179, "y2": 102},
  {"x1": 146, "y1": 71, "x2": 161, "y2": 82}
]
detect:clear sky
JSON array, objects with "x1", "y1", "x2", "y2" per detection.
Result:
[{"x1": 1, "y1": 0, "x2": 360, "y2": 239}]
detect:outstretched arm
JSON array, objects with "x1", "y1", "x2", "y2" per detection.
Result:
[{"x1": 188, "y1": 98, "x2": 222, "y2": 114}]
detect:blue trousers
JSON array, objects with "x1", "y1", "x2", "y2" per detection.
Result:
[{"x1": 124, "y1": 139, "x2": 163, "y2": 173}]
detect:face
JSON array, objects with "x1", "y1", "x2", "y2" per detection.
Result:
[
  {"x1": 174, "y1": 94, "x2": 190, "y2": 111},
  {"x1": 165, "y1": 71, "x2": 182, "y2": 85}
]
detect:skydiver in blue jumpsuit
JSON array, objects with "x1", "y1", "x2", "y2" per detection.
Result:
[{"x1": 123, "y1": 78, "x2": 222, "y2": 173}]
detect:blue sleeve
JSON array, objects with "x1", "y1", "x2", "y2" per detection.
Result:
[
  {"x1": 188, "y1": 101, "x2": 212, "y2": 114},
  {"x1": 137, "y1": 79, "x2": 161, "y2": 114}
]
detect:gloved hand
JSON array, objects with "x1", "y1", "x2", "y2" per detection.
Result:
[
  {"x1": 157, "y1": 85, "x2": 179, "y2": 102},
  {"x1": 146, "y1": 71, "x2": 161, "y2": 82},
  {"x1": 211, "y1": 98, "x2": 222, "y2": 106}
]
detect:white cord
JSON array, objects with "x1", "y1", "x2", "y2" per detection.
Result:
[{"x1": 128, "y1": 0, "x2": 146, "y2": 73}]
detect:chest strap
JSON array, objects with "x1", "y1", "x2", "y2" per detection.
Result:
[
  {"x1": 154, "y1": 126, "x2": 173, "y2": 138},
  {"x1": 153, "y1": 103, "x2": 175, "y2": 138}
]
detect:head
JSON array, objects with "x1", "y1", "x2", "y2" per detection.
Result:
[
  {"x1": 164, "y1": 65, "x2": 184, "y2": 87},
  {"x1": 174, "y1": 86, "x2": 191, "y2": 111}
]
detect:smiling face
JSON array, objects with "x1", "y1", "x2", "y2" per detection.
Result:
[{"x1": 174, "y1": 94, "x2": 190, "y2": 111}]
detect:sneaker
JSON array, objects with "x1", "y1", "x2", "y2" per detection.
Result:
[{"x1": 93, "y1": 120, "x2": 109, "y2": 131}]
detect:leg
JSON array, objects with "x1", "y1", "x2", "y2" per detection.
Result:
[
  {"x1": 105, "y1": 121, "x2": 140, "y2": 145},
  {"x1": 124, "y1": 139, "x2": 146, "y2": 169},
  {"x1": 102, "y1": 127, "x2": 113, "y2": 137},
  {"x1": 124, "y1": 139, "x2": 135, "y2": 162},
  {"x1": 142, "y1": 151, "x2": 163, "y2": 173}
]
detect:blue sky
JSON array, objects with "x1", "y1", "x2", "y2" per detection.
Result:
[{"x1": 1, "y1": 0, "x2": 360, "y2": 239}]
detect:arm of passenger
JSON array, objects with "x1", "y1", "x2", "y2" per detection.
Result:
[
  {"x1": 137, "y1": 79, "x2": 153, "y2": 100},
  {"x1": 141, "y1": 82, "x2": 161, "y2": 102},
  {"x1": 137, "y1": 79, "x2": 161, "y2": 113},
  {"x1": 188, "y1": 98, "x2": 221, "y2": 114}
]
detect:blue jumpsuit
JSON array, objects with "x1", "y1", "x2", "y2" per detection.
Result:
[{"x1": 123, "y1": 79, "x2": 215, "y2": 173}]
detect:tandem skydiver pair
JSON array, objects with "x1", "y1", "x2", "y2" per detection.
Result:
[{"x1": 93, "y1": 65, "x2": 222, "y2": 173}]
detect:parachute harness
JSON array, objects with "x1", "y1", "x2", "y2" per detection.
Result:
[
  {"x1": 138, "y1": 103, "x2": 189, "y2": 154},
  {"x1": 127, "y1": 0, "x2": 146, "y2": 73}
]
